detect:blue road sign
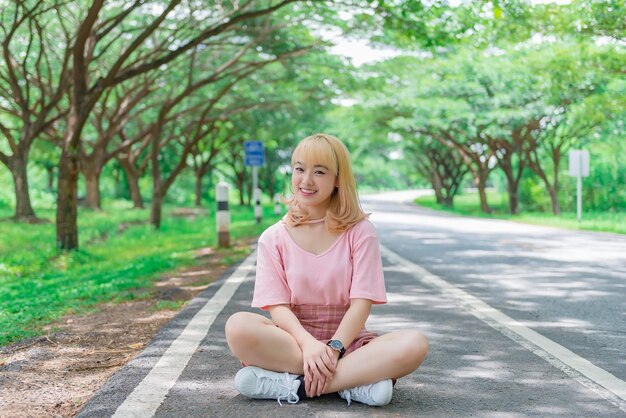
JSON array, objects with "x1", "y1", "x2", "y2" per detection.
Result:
[{"x1": 244, "y1": 141, "x2": 265, "y2": 166}]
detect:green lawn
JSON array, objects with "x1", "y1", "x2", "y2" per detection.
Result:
[
  {"x1": 415, "y1": 192, "x2": 626, "y2": 235},
  {"x1": 0, "y1": 202, "x2": 281, "y2": 347}
]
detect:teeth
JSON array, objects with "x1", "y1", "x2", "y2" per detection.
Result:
[{"x1": 301, "y1": 189, "x2": 316, "y2": 193}]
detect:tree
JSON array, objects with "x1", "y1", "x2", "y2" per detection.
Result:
[
  {"x1": 520, "y1": 42, "x2": 622, "y2": 214},
  {"x1": 50, "y1": 0, "x2": 301, "y2": 249},
  {"x1": 79, "y1": 74, "x2": 157, "y2": 209},
  {"x1": 0, "y1": 1, "x2": 70, "y2": 221},
  {"x1": 405, "y1": 134, "x2": 467, "y2": 207}
]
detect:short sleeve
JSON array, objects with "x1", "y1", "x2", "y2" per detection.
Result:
[
  {"x1": 251, "y1": 227, "x2": 291, "y2": 310},
  {"x1": 349, "y1": 221, "x2": 387, "y2": 304}
]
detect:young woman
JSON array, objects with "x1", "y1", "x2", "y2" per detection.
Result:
[{"x1": 225, "y1": 133, "x2": 428, "y2": 406}]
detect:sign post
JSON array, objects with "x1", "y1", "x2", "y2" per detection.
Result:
[
  {"x1": 244, "y1": 141, "x2": 265, "y2": 224},
  {"x1": 568, "y1": 150, "x2": 590, "y2": 224}
]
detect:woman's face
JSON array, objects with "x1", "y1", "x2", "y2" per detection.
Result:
[{"x1": 291, "y1": 158, "x2": 337, "y2": 212}]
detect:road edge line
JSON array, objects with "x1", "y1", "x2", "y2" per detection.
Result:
[
  {"x1": 111, "y1": 250, "x2": 257, "y2": 418},
  {"x1": 380, "y1": 244, "x2": 626, "y2": 413}
]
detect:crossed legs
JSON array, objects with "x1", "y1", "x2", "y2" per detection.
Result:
[{"x1": 225, "y1": 311, "x2": 428, "y2": 394}]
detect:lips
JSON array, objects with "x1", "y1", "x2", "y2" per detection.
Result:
[{"x1": 299, "y1": 188, "x2": 316, "y2": 196}]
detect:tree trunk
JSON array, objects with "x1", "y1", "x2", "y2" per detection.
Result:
[
  {"x1": 195, "y1": 172, "x2": 203, "y2": 207},
  {"x1": 56, "y1": 148, "x2": 80, "y2": 250},
  {"x1": 551, "y1": 154, "x2": 561, "y2": 215},
  {"x1": 10, "y1": 153, "x2": 37, "y2": 220},
  {"x1": 46, "y1": 165, "x2": 55, "y2": 192},
  {"x1": 237, "y1": 180, "x2": 245, "y2": 205},
  {"x1": 84, "y1": 168, "x2": 102, "y2": 210},
  {"x1": 246, "y1": 178, "x2": 252, "y2": 206},
  {"x1": 477, "y1": 186, "x2": 490, "y2": 214},
  {"x1": 432, "y1": 171, "x2": 444, "y2": 204},
  {"x1": 112, "y1": 166, "x2": 122, "y2": 198},
  {"x1": 268, "y1": 180, "x2": 275, "y2": 204},
  {"x1": 547, "y1": 184, "x2": 560, "y2": 215},
  {"x1": 434, "y1": 187, "x2": 444, "y2": 204},
  {"x1": 119, "y1": 158, "x2": 144, "y2": 208},
  {"x1": 508, "y1": 188, "x2": 520, "y2": 215},
  {"x1": 475, "y1": 172, "x2": 491, "y2": 214},
  {"x1": 150, "y1": 188, "x2": 163, "y2": 229},
  {"x1": 195, "y1": 164, "x2": 210, "y2": 208},
  {"x1": 504, "y1": 172, "x2": 520, "y2": 215}
]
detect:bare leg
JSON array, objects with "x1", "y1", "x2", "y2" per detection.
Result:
[
  {"x1": 322, "y1": 330, "x2": 428, "y2": 394},
  {"x1": 225, "y1": 312, "x2": 305, "y2": 374},
  {"x1": 226, "y1": 312, "x2": 428, "y2": 395}
]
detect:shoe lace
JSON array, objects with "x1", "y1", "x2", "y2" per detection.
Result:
[
  {"x1": 257, "y1": 372, "x2": 299, "y2": 406},
  {"x1": 342, "y1": 384, "x2": 370, "y2": 406}
]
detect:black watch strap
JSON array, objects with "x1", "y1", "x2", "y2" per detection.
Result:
[{"x1": 327, "y1": 340, "x2": 346, "y2": 359}]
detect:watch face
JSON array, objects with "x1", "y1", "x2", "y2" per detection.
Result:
[{"x1": 329, "y1": 340, "x2": 343, "y2": 350}]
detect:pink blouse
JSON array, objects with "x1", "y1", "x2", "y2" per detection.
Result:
[{"x1": 251, "y1": 218, "x2": 387, "y2": 310}]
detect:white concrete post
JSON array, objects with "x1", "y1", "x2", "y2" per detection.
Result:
[
  {"x1": 216, "y1": 181, "x2": 230, "y2": 247},
  {"x1": 568, "y1": 150, "x2": 590, "y2": 224},
  {"x1": 273, "y1": 193, "x2": 282, "y2": 215}
]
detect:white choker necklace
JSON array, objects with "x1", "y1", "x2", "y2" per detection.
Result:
[{"x1": 300, "y1": 217, "x2": 326, "y2": 224}]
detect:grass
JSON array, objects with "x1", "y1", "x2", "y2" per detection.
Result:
[
  {"x1": 0, "y1": 201, "x2": 281, "y2": 347},
  {"x1": 415, "y1": 191, "x2": 626, "y2": 235},
  {"x1": 150, "y1": 300, "x2": 187, "y2": 312}
]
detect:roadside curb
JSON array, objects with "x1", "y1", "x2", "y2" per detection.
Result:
[{"x1": 76, "y1": 246, "x2": 256, "y2": 418}]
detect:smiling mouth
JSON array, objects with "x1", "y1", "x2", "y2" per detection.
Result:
[{"x1": 300, "y1": 188, "x2": 317, "y2": 195}]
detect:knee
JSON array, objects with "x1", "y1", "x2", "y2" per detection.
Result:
[
  {"x1": 225, "y1": 312, "x2": 256, "y2": 347},
  {"x1": 398, "y1": 331, "x2": 429, "y2": 368}
]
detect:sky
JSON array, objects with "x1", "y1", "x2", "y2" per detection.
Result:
[{"x1": 329, "y1": 38, "x2": 402, "y2": 66}]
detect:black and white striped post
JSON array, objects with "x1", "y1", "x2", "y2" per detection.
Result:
[
  {"x1": 273, "y1": 193, "x2": 282, "y2": 215},
  {"x1": 216, "y1": 181, "x2": 230, "y2": 248},
  {"x1": 253, "y1": 186, "x2": 262, "y2": 224}
]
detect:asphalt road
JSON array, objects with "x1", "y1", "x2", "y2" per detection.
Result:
[{"x1": 78, "y1": 191, "x2": 626, "y2": 417}]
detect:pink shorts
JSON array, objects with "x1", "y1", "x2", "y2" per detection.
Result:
[
  {"x1": 290, "y1": 304, "x2": 379, "y2": 357},
  {"x1": 240, "y1": 304, "x2": 379, "y2": 367}
]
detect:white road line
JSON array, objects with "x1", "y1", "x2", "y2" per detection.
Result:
[
  {"x1": 112, "y1": 251, "x2": 257, "y2": 418},
  {"x1": 380, "y1": 245, "x2": 626, "y2": 413}
]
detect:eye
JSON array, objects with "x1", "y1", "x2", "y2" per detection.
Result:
[
  {"x1": 294, "y1": 166, "x2": 304, "y2": 172},
  {"x1": 315, "y1": 170, "x2": 326, "y2": 175}
]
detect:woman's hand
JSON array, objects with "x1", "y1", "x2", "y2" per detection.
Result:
[{"x1": 301, "y1": 338, "x2": 336, "y2": 397}]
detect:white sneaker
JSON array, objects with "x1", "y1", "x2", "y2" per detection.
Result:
[
  {"x1": 338, "y1": 379, "x2": 393, "y2": 406},
  {"x1": 234, "y1": 366, "x2": 301, "y2": 405}
]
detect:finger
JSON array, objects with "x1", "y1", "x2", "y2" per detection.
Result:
[
  {"x1": 309, "y1": 365, "x2": 325, "y2": 397},
  {"x1": 304, "y1": 363, "x2": 313, "y2": 396},
  {"x1": 311, "y1": 376, "x2": 324, "y2": 397},
  {"x1": 315, "y1": 358, "x2": 334, "y2": 379},
  {"x1": 322, "y1": 349, "x2": 337, "y2": 373},
  {"x1": 307, "y1": 373, "x2": 318, "y2": 398},
  {"x1": 317, "y1": 377, "x2": 326, "y2": 397},
  {"x1": 305, "y1": 374, "x2": 312, "y2": 397}
]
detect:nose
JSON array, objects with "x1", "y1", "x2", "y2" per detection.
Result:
[{"x1": 300, "y1": 170, "x2": 314, "y2": 185}]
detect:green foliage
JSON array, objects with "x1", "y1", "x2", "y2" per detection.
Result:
[
  {"x1": 518, "y1": 175, "x2": 550, "y2": 212},
  {"x1": 150, "y1": 300, "x2": 187, "y2": 312},
  {"x1": 0, "y1": 203, "x2": 280, "y2": 347},
  {"x1": 345, "y1": 34, "x2": 624, "y2": 213},
  {"x1": 415, "y1": 192, "x2": 626, "y2": 234}
]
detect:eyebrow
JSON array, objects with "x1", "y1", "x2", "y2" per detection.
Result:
[{"x1": 295, "y1": 161, "x2": 329, "y2": 170}]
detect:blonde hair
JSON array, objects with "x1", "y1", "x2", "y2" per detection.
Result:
[{"x1": 285, "y1": 133, "x2": 366, "y2": 232}]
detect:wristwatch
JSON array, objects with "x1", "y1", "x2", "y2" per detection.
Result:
[{"x1": 327, "y1": 339, "x2": 346, "y2": 359}]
